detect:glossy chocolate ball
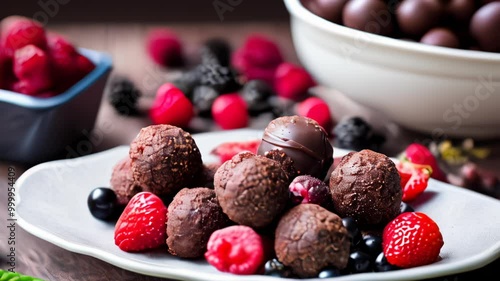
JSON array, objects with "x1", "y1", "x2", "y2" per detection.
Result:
[
  {"x1": 257, "y1": 115, "x2": 334, "y2": 180},
  {"x1": 446, "y1": 0, "x2": 477, "y2": 24},
  {"x1": 302, "y1": 0, "x2": 349, "y2": 24},
  {"x1": 397, "y1": 0, "x2": 444, "y2": 37},
  {"x1": 470, "y1": 2, "x2": 500, "y2": 52},
  {"x1": 420, "y1": 27, "x2": 461, "y2": 48},
  {"x1": 343, "y1": 0, "x2": 394, "y2": 36}
]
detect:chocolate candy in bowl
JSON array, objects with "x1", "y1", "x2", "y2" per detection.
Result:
[{"x1": 285, "y1": 0, "x2": 500, "y2": 139}]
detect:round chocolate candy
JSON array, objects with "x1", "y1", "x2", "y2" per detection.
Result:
[
  {"x1": 397, "y1": 0, "x2": 444, "y2": 37},
  {"x1": 470, "y1": 2, "x2": 500, "y2": 52},
  {"x1": 420, "y1": 27, "x2": 461, "y2": 48},
  {"x1": 302, "y1": 0, "x2": 349, "y2": 24},
  {"x1": 257, "y1": 115, "x2": 334, "y2": 180},
  {"x1": 446, "y1": 0, "x2": 477, "y2": 25},
  {"x1": 342, "y1": 0, "x2": 394, "y2": 36}
]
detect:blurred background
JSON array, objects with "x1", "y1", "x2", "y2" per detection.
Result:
[{"x1": 1, "y1": 0, "x2": 289, "y2": 22}]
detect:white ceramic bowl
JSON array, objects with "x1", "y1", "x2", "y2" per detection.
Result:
[{"x1": 284, "y1": 0, "x2": 500, "y2": 139}]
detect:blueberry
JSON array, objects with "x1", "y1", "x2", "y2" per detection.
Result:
[
  {"x1": 318, "y1": 267, "x2": 342, "y2": 278},
  {"x1": 400, "y1": 202, "x2": 415, "y2": 213},
  {"x1": 87, "y1": 187, "x2": 122, "y2": 221},
  {"x1": 348, "y1": 251, "x2": 372, "y2": 274},
  {"x1": 342, "y1": 217, "x2": 362, "y2": 249},
  {"x1": 240, "y1": 80, "x2": 274, "y2": 116},
  {"x1": 333, "y1": 116, "x2": 385, "y2": 152},
  {"x1": 362, "y1": 234, "x2": 383, "y2": 260},
  {"x1": 191, "y1": 85, "x2": 219, "y2": 117},
  {"x1": 263, "y1": 258, "x2": 294, "y2": 278},
  {"x1": 374, "y1": 252, "x2": 400, "y2": 272}
]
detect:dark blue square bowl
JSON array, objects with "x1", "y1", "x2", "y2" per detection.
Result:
[{"x1": 0, "y1": 48, "x2": 113, "y2": 165}]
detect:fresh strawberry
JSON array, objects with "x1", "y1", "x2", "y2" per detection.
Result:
[
  {"x1": 13, "y1": 44, "x2": 52, "y2": 95},
  {"x1": 404, "y1": 143, "x2": 447, "y2": 182},
  {"x1": 274, "y1": 62, "x2": 316, "y2": 101},
  {"x1": 383, "y1": 212, "x2": 444, "y2": 268},
  {"x1": 114, "y1": 191, "x2": 167, "y2": 252},
  {"x1": 1, "y1": 16, "x2": 47, "y2": 57},
  {"x1": 397, "y1": 161, "x2": 432, "y2": 202},
  {"x1": 211, "y1": 139, "x2": 261, "y2": 164}
]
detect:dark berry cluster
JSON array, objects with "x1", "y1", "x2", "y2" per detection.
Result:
[
  {"x1": 333, "y1": 116, "x2": 386, "y2": 152},
  {"x1": 108, "y1": 76, "x2": 141, "y2": 116},
  {"x1": 263, "y1": 213, "x2": 407, "y2": 278}
]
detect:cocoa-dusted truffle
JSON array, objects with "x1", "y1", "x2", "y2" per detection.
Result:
[
  {"x1": 129, "y1": 124, "x2": 203, "y2": 197},
  {"x1": 110, "y1": 156, "x2": 142, "y2": 205},
  {"x1": 166, "y1": 187, "x2": 230, "y2": 258},
  {"x1": 274, "y1": 204, "x2": 350, "y2": 278},
  {"x1": 329, "y1": 149, "x2": 402, "y2": 227},
  {"x1": 257, "y1": 115, "x2": 333, "y2": 180},
  {"x1": 214, "y1": 152, "x2": 289, "y2": 228}
]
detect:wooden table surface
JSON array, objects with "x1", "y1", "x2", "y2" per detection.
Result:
[{"x1": 1, "y1": 23, "x2": 499, "y2": 280}]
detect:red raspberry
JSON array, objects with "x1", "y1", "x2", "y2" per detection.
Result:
[
  {"x1": 13, "y1": 44, "x2": 52, "y2": 95},
  {"x1": 114, "y1": 192, "x2": 167, "y2": 252},
  {"x1": 274, "y1": 62, "x2": 316, "y2": 101},
  {"x1": 1, "y1": 16, "x2": 47, "y2": 57},
  {"x1": 46, "y1": 33, "x2": 94, "y2": 92},
  {"x1": 397, "y1": 161, "x2": 431, "y2": 202},
  {"x1": 210, "y1": 139, "x2": 261, "y2": 164},
  {"x1": 404, "y1": 143, "x2": 447, "y2": 182},
  {"x1": 211, "y1": 93, "x2": 249, "y2": 130},
  {"x1": 289, "y1": 175, "x2": 332, "y2": 208},
  {"x1": 205, "y1": 225, "x2": 265, "y2": 275},
  {"x1": 150, "y1": 83, "x2": 194, "y2": 127},
  {"x1": 383, "y1": 212, "x2": 444, "y2": 268},
  {"x1": 232, "y1": 35, "x2": 284, "y2": 85},
  {"x1": 146, "y1": 28, "x2": 184, "y2": 67},
  {"x1": 0, "y1": 50, "x2": 9, "y2": 89},
  {"x1": 296, "y1": 96, "x2": 333, "y2": 132}
]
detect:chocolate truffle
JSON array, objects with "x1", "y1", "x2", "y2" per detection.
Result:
[
  {"x1": 167, "y1": 187, "x2": 230, "y2": 258},
  {"x1": 274, "y1": 204, "x2": 350, "y2": 278},
  {"x1": 470, "y1": 2, "x2": 500, "y2": 52},
  {"x1": 302, "y1": 0, "x2": 348, "y2": 24},
  {"x1": 397, "y1": 0, "x2": 444, "y2": 37},
  {"x1": 110, "y1": 156, "x2": 142, "y2": 205},
  {"x1": 421, "y1": 27, "x2": 461, "y2": 48},
  {"x1": 329, "y1": 149, "x2": 402, "y2": 227},
  {"x1": 342, "y1": 0, "x2": 394, "y2": 36},
  {"x1": 129, "y1": 124, "x2": 203, "y2": 197},
  {"x1": 446, "y1": 0, "x2": 476, "y2": 25},
  {"x1": 214, "y1": 152, "x2": 289, "y2": 228},
  {"x1": 257, "y1": 115, "x2": 333, "y2": 180}
]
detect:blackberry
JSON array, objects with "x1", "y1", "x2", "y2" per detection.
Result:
[
  {"x1": 108, "y1": 77, "x2": 141, "y2": 116},
  {"x1": 191, "y1": 85, "x2": 219, "y2": 118},
  {"x1": 333, "y1": 116, "x2": 385, "y2": 151},
  {"x1": 173, "y1": 68, "x2": 202, "y2": 100},
  {"x1": 197, "y1": 63, "x2": 241, "y2": 94},
  {"x1": 241, "y1": 79, "x2": 274, "y2": 116},
  {"x1": 201, "y1": 38, "x2": 231, "y2": 67}
]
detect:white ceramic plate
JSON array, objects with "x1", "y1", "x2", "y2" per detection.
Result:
[{"x1": 16, "y1": 129, "x2": 500, "y2": 281}]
